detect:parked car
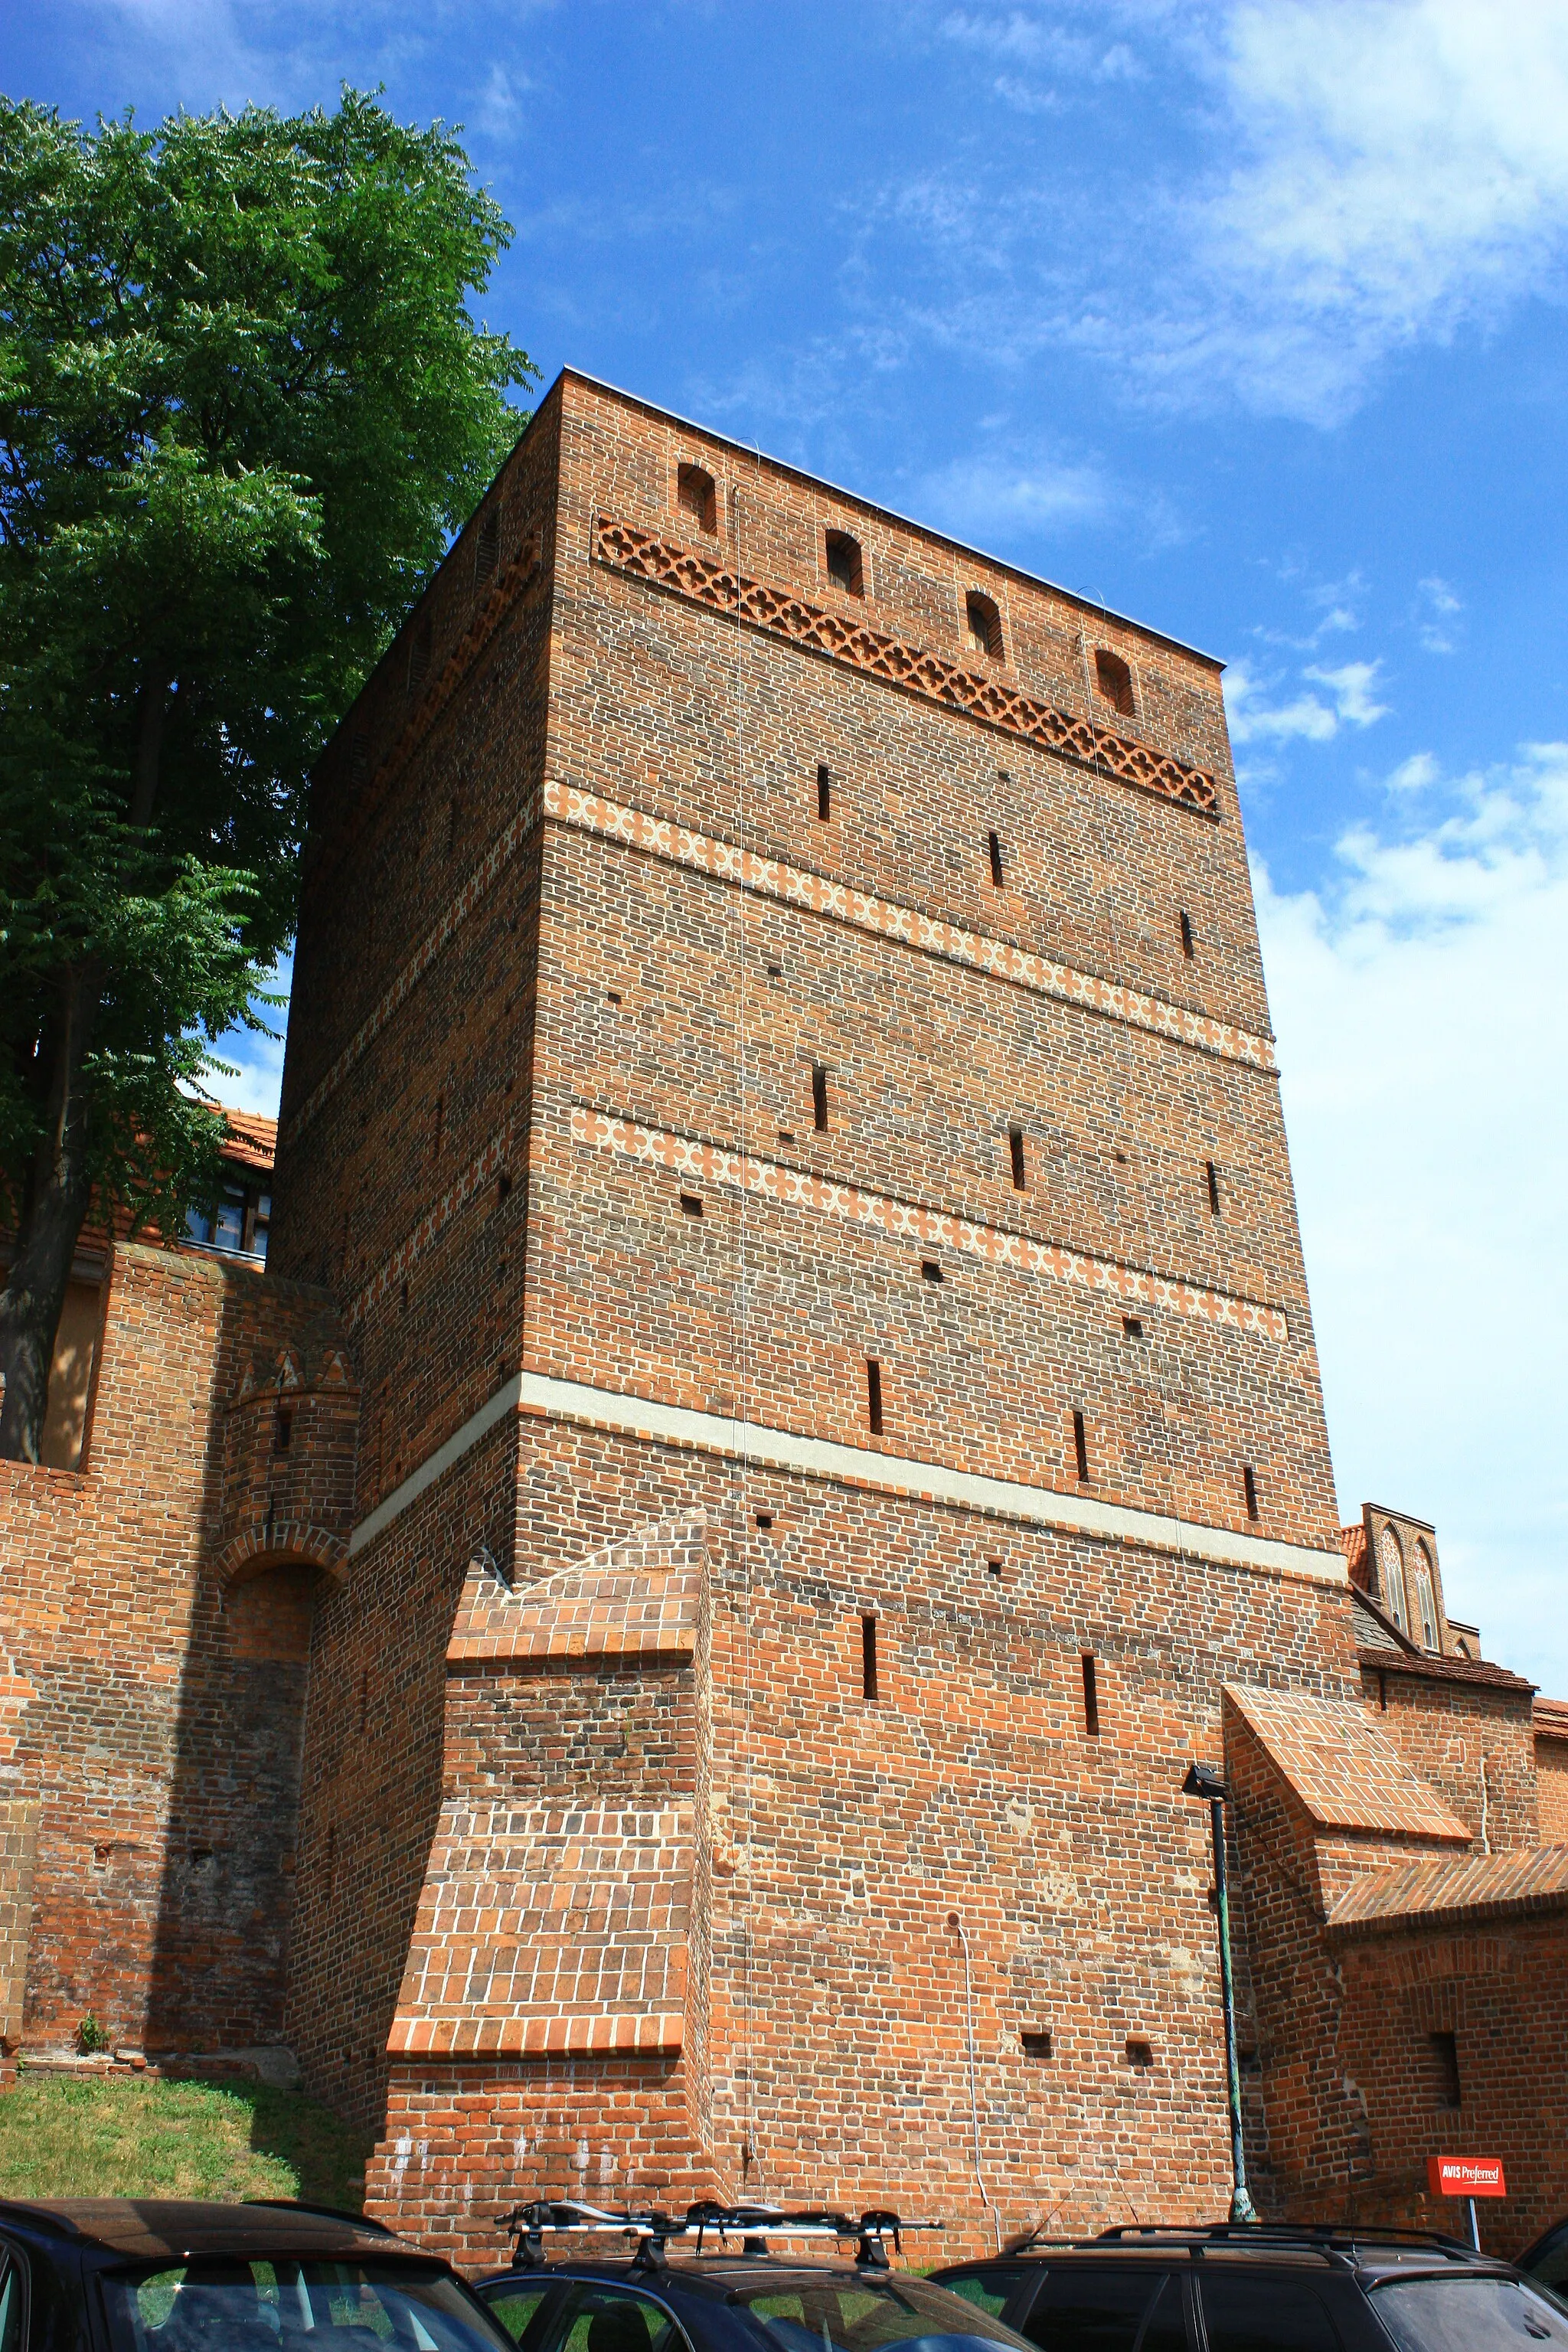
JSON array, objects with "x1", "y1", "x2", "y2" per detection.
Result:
[
  {"x1": 1524, "y1": 2220, "x2": 1568, "y2": 2300},
  {"x1": 475, "y1": 2204, "x2": 1037, "y2": 2352},
  {"x1": 0, "y1": 2195, "x2": 517, "y2": 2351},
  {"x1": 933, "y1": 2221, "x2": 1568, "y2": 2350}
]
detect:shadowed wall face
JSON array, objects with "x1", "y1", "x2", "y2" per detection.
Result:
[{"x1": 0, "y1": 1243, "x2": 356, "y2": 2060}]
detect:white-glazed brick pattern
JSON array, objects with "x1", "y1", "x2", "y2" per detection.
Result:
[
  {"x1": 544, "y1": 781, "x2": 1274, "y2": 1072},
  {"x1": 387, "y1": 1801, "x2": 692, "y2": 2057},
  {"x1": 572, "y1": 1105, "x2": 1290, "y2": 1343}
]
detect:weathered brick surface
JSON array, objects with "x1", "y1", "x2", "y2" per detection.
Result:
[
  {"x1": 1534, "y1": 1703, "x2": 1568, "y2": 1843},
  {"x1": 9, "y1": 369, "x2": 1566, "y2": 2265},
  {"x1": 1329, "y1": 1880, "x2": 1568, "y2": 2256},
  {"x1": 268, "y1": 373, "x2": 1568, "y2": 2263},
  {"x1": 1359, "y1": 1655, "x2": 1539, "y2": 1851},
  {"x1": 0, "y1": 1243, "x2": 355, "y2": 2056}
]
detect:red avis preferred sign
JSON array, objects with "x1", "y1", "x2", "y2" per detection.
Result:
[{"x1": 1428, "y1": 2156, "x2": 1507, "y2": 2199}]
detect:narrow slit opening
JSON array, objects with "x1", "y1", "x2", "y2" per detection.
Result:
[
  {"x1": 861, "y1": 1613, "x2": 879, "y2": 1700},
  {"x1": 1081, "y1": 1652, "x2": 1100, "y2": 1737},
  {"x1": 1206, "y1": 1158, "x2": 1221, "y2": 1217},
  {"x1": 988, "y1": 830, "x2": 1005, "y2": 887},
  {"x1": 817, "y1": 763, "x2": 831, "y2": 821},
  {"x1": 1009, "y1": 1126, "x2": 1026, "y2": 1189},
  {"x1": 865, "y1": 1357, "x2": 884, "y2": 1436},
  {"x1": 1073, "y1": 1409, "x2": 1089, "y2": 1482},
  {"x1": 1243, "y1": 1463, "x2": 1259, "y2": 1520},
  {"x1": 1180, "y1": 910, "x2": 1195, "y2": 959},
  {"x1": 812, "y1": 1065, "x2": 829, "y2": 1132}
]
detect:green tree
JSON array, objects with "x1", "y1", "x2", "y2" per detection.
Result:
[{"x1": 0, "y1": 90, "x2": 534, "y2": 1460}]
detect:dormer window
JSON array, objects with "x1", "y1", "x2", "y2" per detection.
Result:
[
  {"x1": 678, "y1": 462, "x2": 717, "y2": 534},
  {"x1": 825, "y1": 530, "x2": 864, "y2": 596},
  {"x1": 1094, "y1": 648, "x2": 1135, "y2": 717},
  {"x1": 965, "y1": 592, "x2": 1003, "y2": 660}
]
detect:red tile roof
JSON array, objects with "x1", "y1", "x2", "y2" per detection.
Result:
[
  {"x1": 1339, "y1": 1521, "x2": 1368, "y2": 1586},
  {"x1": 1328, "y1": 1844, "x2": 1568, "y2": 1936},
  {"x1": 219, "y1": 1108, "x2": 276, "y2": 1177},
  {"x1": 1358, "y1": 1648, "x2": 1535, "y2": 1695},
  {"x1": 1535, "y1": 1696, "x2": 1568, "y2": 1740},
  {"x1": 1224, "y1": 1683, "x2": 1471, "y2": 1844}
]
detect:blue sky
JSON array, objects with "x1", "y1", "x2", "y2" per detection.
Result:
[{"x1": 12, "y1": 0, "x2": 1568, "y2": 1690}]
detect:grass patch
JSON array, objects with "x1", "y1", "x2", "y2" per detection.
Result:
[{"x1": 0, "y1": 2070, "x2": 371, "y2": 2208}]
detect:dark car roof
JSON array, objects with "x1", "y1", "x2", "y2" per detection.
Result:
[
  {"x1": 936, "y1": 2232, "x2": 1520, "y2": 2285},
  {"x1": 486, "y1": 2257, "x2": 977, "y2": 2300},
  {"x1": 0, "y1": 2199, "x2": 410, "y2": 2264}
]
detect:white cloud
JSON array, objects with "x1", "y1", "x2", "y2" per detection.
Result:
[
  {"x1": 1176, "y1": 0, "x2": 1568, "y2": 417},
  {"x1": 1386, "y1": 750, "x2": 1439, "y2": 793},
  {"x1": 912, "y1": 446, "x2": 1110, "y2": 540},
  {"x1": 207, "y1": 957, "x2": 291, "y2": 1120},
  {"x1": 1416, "y1": 573, "x2": 1465, "y2": 653},
  {"x1": 1258, "y1": 741, "x2": 1568, "y2": 1695},
  {"x1": 1226, "y1": 655, "x2": 1389, "y2": 744},
  {"x1": 1303, "y1": 658, "x2": 1389, "y2": 727},
  {"x1": 933, "y1": 1, "x2": 1568, "y2": 420}
]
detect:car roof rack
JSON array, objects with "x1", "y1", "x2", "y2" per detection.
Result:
[
  {"x1": 1001, "y1": 2220, "x2": 1488, "y2": 2266},
  {"x1": 241, "y1": 2200, "x2": 397, "y2": 2236},
  {"x1": 1096, "y1": 2223, "x2": 1480, "y2": 2252},
  {"x1": 496, "y1": 2200, "x2": 942, "y2": 2275}
]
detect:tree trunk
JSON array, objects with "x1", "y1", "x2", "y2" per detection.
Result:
[{"x1": 0, "y1": 967, "x2": 100, "y2": 1463}]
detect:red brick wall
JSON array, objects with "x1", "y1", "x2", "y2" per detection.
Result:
[
  {"x1": 1537, "y1": 1734, "x2": 1568, "y2": 1844},
  {"x1": 341, "y1": 1412, "x2": 1364, "y2": 2266},
  {"x1": 1360, "y1": 1664, "x2": 1538, "y2": 1851},
  {"x1": 0, "y1": 1243, "x2": 354, "y2": 2057},
  {"x1": 1331, "y1": 1912, "x2": 1568, "y2": 2258},
  {"x1": 267, "y1": 371, "x2": 1370, "y2": 2256}
]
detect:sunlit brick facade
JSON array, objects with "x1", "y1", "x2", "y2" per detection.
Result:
[{"x1": 2, "y1": 371, "x2": 1564, "y2": 2262}]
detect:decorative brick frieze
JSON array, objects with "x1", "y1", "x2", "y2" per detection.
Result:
[
  {"x1": 544, "y1": 782, "x2": 1273, "y2": 1071},
  {"x1": 572, "y1": 1106, "x2": 1289, "y2": 1341},
  {"x1": 593, "y1": 514, "x2": 1221, "y2": 818}
]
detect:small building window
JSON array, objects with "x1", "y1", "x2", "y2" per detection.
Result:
[
  {"x1": 1429, "y1": 2029, "x2": 1462, "y2": 2110},
  {"x1": 965, "y1": 591, "x2": 1003, "y2": 660},
  {"x1": 825, "y1": 530, "x2": 864, "y2": 596},
  {"x1": 678, "y1": 463, "x2": 717, "y2": 534},
  {"x1": 861, "y1": 1613, "x2": 879, "y2": 1700},
  {"x1": 1094, "y1": 648, "x2": 1135, "y2": 717},
  {"x1": 475, "y1": 505, "x2": 501, "y2": 586}
]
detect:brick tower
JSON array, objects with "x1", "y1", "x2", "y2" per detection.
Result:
[{"x1": 271, "y1": 371, "x2": 1356, "y2": 2259}]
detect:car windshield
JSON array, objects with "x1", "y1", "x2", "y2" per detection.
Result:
[
  {"x1": 100, "y1": 2256, "x2": 515, "y2": 2352},
  {"x1": 732, "y1": 2275, "x2": 1027, "y2": 2352},
  {"x1": 1371, "y1": 2273, "x2": 1568, "y2": 2350}
]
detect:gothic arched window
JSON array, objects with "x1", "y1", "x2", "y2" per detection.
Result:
[
  {"x1": 1414, "y1": 1540, "x2": 1440, "y2": 1649},
  {"x1": 1379, "y1": 1523, "x2": 1410, "y2": 1635}
]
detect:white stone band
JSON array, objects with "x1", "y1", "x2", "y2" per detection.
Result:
[{"x1": 349, "y1": 1368, "x2": 1344, "y2": 1586}]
